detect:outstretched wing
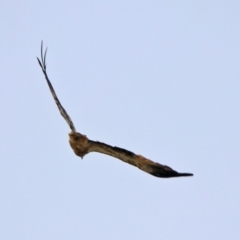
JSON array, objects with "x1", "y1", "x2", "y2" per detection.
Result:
[
  {"x1": 37, "y1": 42, "x2": 193, "y2": 178},
  {"x1": 90, "y1": 141, "x2": 193, "y2": 177},
  {"x1": 68, "y1": 132, "x2": 193, "y2": 178},
  {"x1": 37, "y1": 42, "x2": 76, "y2": 132}
]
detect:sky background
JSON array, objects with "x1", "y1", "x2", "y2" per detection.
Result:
[{"x1": 1, "y1": 1, "x2": 240, "y2": 239}]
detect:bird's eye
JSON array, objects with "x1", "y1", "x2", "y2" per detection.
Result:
[{"x1": 74, "y1": 136, "x2": 79, "y2": 141}]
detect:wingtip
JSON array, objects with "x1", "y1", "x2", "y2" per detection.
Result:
[
  {"x1": 150, "y1": 166, "x2": 194, "y2": 178},
  {"x1": 178, "y1": 173, "x2": 194, "y2": 177}
]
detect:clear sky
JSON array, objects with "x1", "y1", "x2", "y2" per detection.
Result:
[{"x1": 1, "y1": 1, "x2": 240, "y2": 239}]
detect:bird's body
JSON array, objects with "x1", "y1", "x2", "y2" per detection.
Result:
[{"x1": 37, "y1": 42, "x2": 193, "y2": 179}]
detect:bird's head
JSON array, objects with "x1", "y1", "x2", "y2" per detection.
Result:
[{"x1": 68, "y1": 132, "x2": 89, "y2": 158}]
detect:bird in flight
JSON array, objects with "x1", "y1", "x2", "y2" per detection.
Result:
[{"x1": 37, "y1": 42, "x2": 193, "y2": 178}]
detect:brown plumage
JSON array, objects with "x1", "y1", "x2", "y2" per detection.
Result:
[{"x1": 37, "y1": 42, "x2": 193, "y2": 178}]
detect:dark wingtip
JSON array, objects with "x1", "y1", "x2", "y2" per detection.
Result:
[
  {"x1": 150, "y1": 165, "x2": 194, "y2": 178},
  {"x1": 37, "y1": 57, "x2": 42, "y2": 67},
  {"x1": 177, "y1": 173, "x2": 194, "y2": 177},
  {"x1": 151, "y1": 172, "x2": 193, "y2": 178}
]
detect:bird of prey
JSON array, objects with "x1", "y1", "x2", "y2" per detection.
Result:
[{"x1": 37, "y1": 42, "x2": 193, "y2": 178}]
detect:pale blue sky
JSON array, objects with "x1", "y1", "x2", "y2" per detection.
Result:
[{"x1": 1, "y1": 1, "x2": 240, "y2": 239}]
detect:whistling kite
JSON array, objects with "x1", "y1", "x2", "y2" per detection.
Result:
[{"x1": 37, "y1": 42, "x2": 193, "y2": 178}]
